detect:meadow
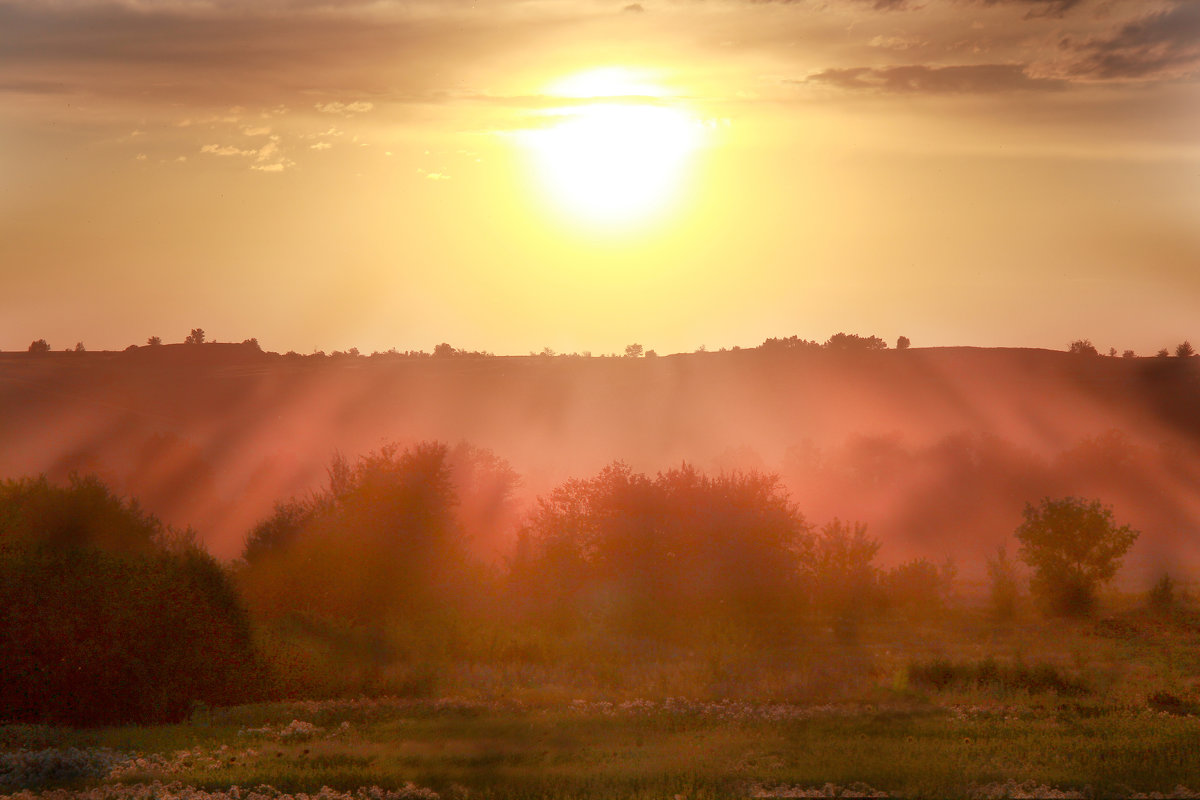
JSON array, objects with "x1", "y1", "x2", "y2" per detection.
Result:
[{"x1": 6, "y1": 600, "x2": 1200, "y2": 800}]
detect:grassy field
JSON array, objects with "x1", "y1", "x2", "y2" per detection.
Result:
[{"x1": 5, "y1": 602, "x2": 1200, "y2": 799}]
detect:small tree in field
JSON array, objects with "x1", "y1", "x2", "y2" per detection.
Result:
[
  {"x1": 185, "y1": 328, "x2": 206, "y2": 345},
  {"x1": 1015, "y1": 497, "x2": 1138, "y2": 616},
  {"x1": 28, "y1": 339, "x2": 50, "y2": 353},
  {"x1": 1068, "y1": 339, "x2": 1098, "y2": 356},
  {"x1": 1176, "y1": 340, "x2": 1195, "y2": 358}
]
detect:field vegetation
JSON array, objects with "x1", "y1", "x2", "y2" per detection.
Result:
[{"x1": 3, "y1": 438, "x2": 1200, "y2": 797}]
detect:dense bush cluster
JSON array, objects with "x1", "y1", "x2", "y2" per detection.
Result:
[{"x1": 0, "y1": 477, "x2": 261, "y2": 726}]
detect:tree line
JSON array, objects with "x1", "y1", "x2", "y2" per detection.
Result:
[{"x1": 0, "y1": 441, "x2": 1152, "y2": 726}]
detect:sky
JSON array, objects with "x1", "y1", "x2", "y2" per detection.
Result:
[{"x1": 1, "y1": 0, "x2": 1198, "y2": 357}]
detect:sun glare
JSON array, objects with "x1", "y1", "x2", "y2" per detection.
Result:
[{"x1": 521, "y1": 68, "x2": 704, "y2": 229}]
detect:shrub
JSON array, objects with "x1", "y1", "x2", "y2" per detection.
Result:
[
  {"x1": 512, "y1": 463, "x2": 809, "y2": 642},
  {"x1": 0, "y1": 476, "x2": 261, "y2": 725},
  {"x1": 1015, "y1": 497, "x2": 1138, "y2": 616},
  {"x1": 908, "y1": 657, "x2": 1087, "y2": 696},
  {"x1": 986, "y1": 545, "x2": 1020, "y2": 621}
]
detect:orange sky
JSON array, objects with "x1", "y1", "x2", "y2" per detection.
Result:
[{"x1": 1, "y1": 0, "x2": 1198, "y2": 356}]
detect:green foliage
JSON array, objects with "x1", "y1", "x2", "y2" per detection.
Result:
[
  {"x1": 0, "y1": 475, "x2": 261, "y2": 726},
  {"x1": 1015, "y1": 497, "x2": 1139, "y2": 616}
]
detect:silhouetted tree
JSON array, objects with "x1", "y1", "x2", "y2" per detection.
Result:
[
  {"x1": 147, "y1": 336, "x2": 162, "y2": 346},
  {"x1": 645, "y1": 349, "x2": 658, "y2": 358},
  {"x1": 1015, "y1": 496, "x2": 1138, "y2": 616},
  {"x1": 433, "y1": 342, "x2": 456, "y2": 358},
  {"x1": 185, "y1": 328, "x2": 206, "y2": 345},
  {"x1": 1068, "y1": 340, "x2": 1098, "y2": 356},
  {"x1": 759, "y1": 335, "x2": 820, "y2": 353},
  {"x1": 28, "y1": 339, "x2": 50, "y2": 353},
  {"x1": 1176, "y1": 340, "x2": 1194, "y2": 358},
  {"x1": 1123, "y1": 350, "x2": 1136, "y2": 358},
  {"x1": 825, "y1": 332, "x2": 887, "y2": 351},
  {"x1": 73, "y1": 342, "x2": 85, "y2": 353},
  {"x1": 624, "y1": 343, "x2": 644, "y2": 358},
  {"x1": 897, "y1": 336, "x2": 911, "y2": 350},
  {"x1": 1157, "y1": 348, "x2": 1171, "y2": 358}
]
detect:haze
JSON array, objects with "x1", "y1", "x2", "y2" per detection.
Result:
[{"x1": 2, "y1": 0, "x2": 1199, "y2": 357}]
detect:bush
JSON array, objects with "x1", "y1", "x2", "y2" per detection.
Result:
[
  {"x1": 986, "y1": 545, "x2": 1020, "y2": 621},
  {"x1": 908, "y1": 657, "x2": 1087, "y2": 696},
  {"x1": 511, "y1": 463, "x2": 809, "y2": 642},
  {"x1": 0, "y1": 476, "x2": 261, "y2": 725},
  {"x1": 1015, "y1": 497, "x2": 1138, "y2": 617}
]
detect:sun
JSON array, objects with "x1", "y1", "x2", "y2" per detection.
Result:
[{"x1": 519, "y1": 68, "x2": 705, "y2": 229}]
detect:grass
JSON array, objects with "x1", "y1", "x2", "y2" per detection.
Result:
[{"x1": 6, "y1": 602, "x2": 1200, "y2": 798}]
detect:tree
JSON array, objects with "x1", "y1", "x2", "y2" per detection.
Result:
[
  {"x1": 185, "y1": 328, "x2": 206, "y2": 345},
  {"x1": 1157, "y1": 348, "x2": 1170, "y2": 358},
  {"x1": 1176, "y1": 340, "x2": 1194, "y2": 358},
  {"x1": 1015, "y1": 497, "x2": 1138, "y2": 616},
  {"x1": 432, "y1": 342, "x2": 457, "y2": 358},
  {"x1": 28, "y1": 339, "x2": 50, "y2": 353},
  {"x1": 147, "y1": 336, "x2": 162, "y2": 346},
  {"x1": 825, "y1": 332, "x2": 887, "y2": 351},
  {"x1": 624, "y1": 343, "x2": 644, "y2": 358},
  {"x1": 1068, "y1": 339, "x2": 1098, "y2": 356},
  {"x1": 73, "y1": 342, "x2": 86, "y2": 353},
  {"x1": 1122, "y1": 350, "x2": 1136, "y2": 358},
  {"x1": 896, "y1": 336, "x2": 911, "y2": 350}
]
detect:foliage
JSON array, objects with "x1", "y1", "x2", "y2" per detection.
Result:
[
  {"x1": 758, "y1": 335, "x2": 820, "y2": 352},
  {"x1": 907, "y1": 657, "x2": 1088, "y2": 696},
  {"x1": 27, "y1": 339, "x2": 50, "y2": 353},
  {"x1": 511, "y1": 462, "x2": 809, "y2": 641},
  {"x1": 882, "y1": 557, "x2": 954, "y2": 611},
  {"x1": 0, "y1": 475, "x2": 260, "y2": 726},
  {"x1": 1068, "y1": 339, "x2": 1098, "y2": 355},
  {"x1": 1147, "y1": 573, "x2": 1177, "y2": 614},
  {"x1": 624, "y1": 343, "x2": 644, "y2": 358},
  {"x1": 147, "y1": 335, "x2": 162, "y2": 346},
  {"x1": 896, "y1": 335, "x2": 911, "y2": 350},
  {"x1": 804, "y1": 519, "x2": 880, "y2": 634},
  {"x1": 1014, "y1": 497, "x2": 1138, "y2": 616},
  {"x1": 185, "y1": 328, "x2": 206, "y2": 345},
  {"x1": 824, "y1": 332, "x2": 888, "y2": 351},
  {"x1": 1176, "y1": 340, "x2": 1195, "y2": 358}
]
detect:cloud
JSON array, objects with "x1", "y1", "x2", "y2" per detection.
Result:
[
  {"x1": 310, "y1": 141, "x2": 332, "y2": 150},
  {"x1": 315, "y1": 101, "x2": 375, "y2": 116},
  {"x1": 200, "y1": 143, "x2": 257, "y2": 156},
  {"x1": 978, "y1": 0, "x2": 1085, "y2": 18},
  {"x1": 1065, "y1": 1, "x2": 1200, "y2": 81},
  {"x1": 806, "y1": 63, "x2": 1067, "y2": 93}
]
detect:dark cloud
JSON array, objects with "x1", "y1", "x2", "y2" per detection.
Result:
[
  {"x1": 978, "y1": 0, "x2": 1084, "y2": 19},
  {"x1": 806, "y1": 63, "x2": 1067, "y2": 92},
  {"x1": 1067, "y1": 1, "x2": 1200, "y2": 80}
]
